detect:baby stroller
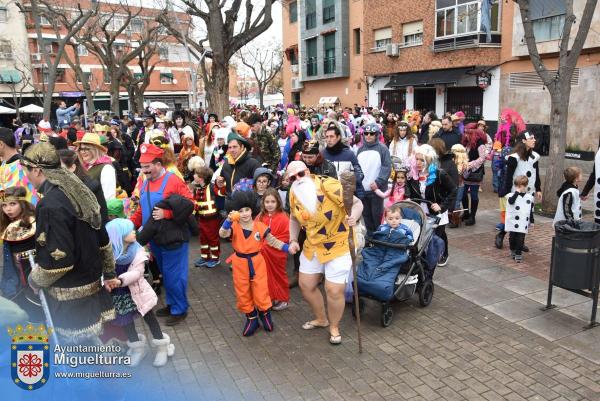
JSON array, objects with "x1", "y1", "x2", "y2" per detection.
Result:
[{"x1": 353, "y1": 199, "x2": 442, "y2": 327}]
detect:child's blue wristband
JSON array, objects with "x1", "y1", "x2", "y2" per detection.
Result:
[
  {"x1": 282, "y1": 243, "x2": 289, "y2": 253},
  {"x1": 221, "y1": 219, "x2": 233, "y2": 230}
]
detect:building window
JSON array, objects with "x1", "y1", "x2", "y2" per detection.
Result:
[
  {"x1": 323, "y1": 33, "x2": 335, "y2": 74},
  {"x1": 77, "y1": 71, "x2": 92, "y2": 84},
  {"x1": 129, "y1": 17, "x2": 144, "y2": 33},
  {"x1": 354, "y1": 28, "x2": 361, "y2": 54},
  {"x1": 159, "y1": 45, "x2": 169, "y2": 60},
  {"x1": 529, "y1": 0, "x2": 565, "y2": 43},
  {"x1": 306, "y1": 0, "x2": 316, "y2": 30},
  {"x1": 56, "y1": 68, "x2": 65, "y2": 83},
  {"x1": 37, "y1": 14, "x2": 50, "y2": 26},
  {"x1": 323, "y1": 0, "x2": 335, "y2": 24},
  {"x1": 289, "y1": 50, "x2": 298, "y2": 65},
  {"x1": 160, "y1": 72, "x2": 174, "y2": 84},
  {"x1": 435, "y1": 0, "x2": 483, "y2": 38},
  {"x1": 289, "y1": 1, "x2": 297, "y2": 23},
  {"x1": 0, "y1": 40, "x2": 12, "y2": 59},
  {"x1": 306, "y1": 38, "x2": 317, "y2": 76},
  {"x1": 532, "y1": 15, "x2": 565, "y2": 41},
  {"x1": 373, "y1": 27, "x2": 392, "y2": 50},
  {"x1": 0, "y1": 7, "x2": 7, "y2": 23},
  {"x1": 77, "y1": 44, "x2": 88, "y2": 56},
  {"x1": 402, "y1": 21, "x2": 423, "y2": 46},
  {"x1": 38, "y1": 40, "x2": 57, "y2": 55},
  {"x1": 40, "y1": 69, "x2": 50, "y2": 84},
  {"x1": 103, "y1": 70, "x2": 111, "y2": 84},
  {"x1": 133, "y1": 72, "x2": 144, "y2": 80}
]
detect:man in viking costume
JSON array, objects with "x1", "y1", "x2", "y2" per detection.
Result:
[{"x1": 23, "y1": 142, "x2": 116, "y2": 343}]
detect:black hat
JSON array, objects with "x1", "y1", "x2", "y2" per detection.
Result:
[{"x1": 142, "y1": 111, "x2": 156, "y2": 121}]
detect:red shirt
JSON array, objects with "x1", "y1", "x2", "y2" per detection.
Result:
[{"x1": 130, "y1": 172, "x2": 193, "y2": 228}]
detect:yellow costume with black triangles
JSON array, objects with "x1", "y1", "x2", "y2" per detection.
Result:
[{"x1": 289, "y1": 175, "x2": 349, "y2": 264}]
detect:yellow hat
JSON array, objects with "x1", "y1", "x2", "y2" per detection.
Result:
[
  {"x1": 73, "y1": 132, "x2": 107, "y2": 153},
  {"x1": 93, "y1": 124, "x2": 110, "y2": 133}
]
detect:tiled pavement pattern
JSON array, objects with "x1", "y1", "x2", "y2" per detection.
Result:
[{"x1": 124, "y1": 235, "x2": 600, "y2": 401}]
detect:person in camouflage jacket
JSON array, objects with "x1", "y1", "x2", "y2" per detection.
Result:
[{"x1": 246, "y1": 113, "x2": 281, "y2": 172}]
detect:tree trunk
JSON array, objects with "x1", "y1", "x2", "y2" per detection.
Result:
[
  {"x1": 541, "y1": 88, "x2": 570, "y2": 214},
  {"x1": 206, "y1": 61, "x2": 230, "y2": 118},
  {"x1": 42, "y1": 66, "x2": 56, "y2": 120},
  {"x1": 258, "y1": 84, "x2": 265, "y2": 109},
  {"x1": 83, "y1": 87, "x2": 96, "y2": 116},
  {"x1": 110, "y1": 79, "x2": 120, "y2": 115},
  {"x1": 134, "y1": 89, "x2": 144, "y2": 115}
]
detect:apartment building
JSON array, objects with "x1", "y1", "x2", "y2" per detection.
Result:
[
  {"x1": 365, "y1": 0, "x2": 502, "y2": 123},
  {"x1": 499, "y1": 0, "x2": 600, "y2": 152},
  {"x1": 11, "y1": 1, "x2": 194, "y2": 113},
  {"x1": 282, "y1": 0, "x2": 364, "y2": 107},
  {"x1": 0, "y1": 0, "x2": 34, "y2": 106}
]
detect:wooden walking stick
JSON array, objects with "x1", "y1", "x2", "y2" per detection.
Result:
[{"x1": 340, "y1": 171, "x2": 362, "y2": 353}]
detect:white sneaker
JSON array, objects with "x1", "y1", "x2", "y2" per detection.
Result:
[{"x1": 272, "y1": 301, "x2": 289, "y2": 311}]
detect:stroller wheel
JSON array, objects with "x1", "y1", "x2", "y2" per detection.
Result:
[
  {"x1": 351, "y1": 298, "x2": 365, "y2": 319},
  {"x1": 418, "y1": 280, "x2": 434, "y2": 307},
  {"x1": 381, "y1": 303, "x2": 393, "y2": 327}
]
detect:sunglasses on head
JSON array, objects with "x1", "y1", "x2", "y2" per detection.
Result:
[{"x1": 288, "y1": 170, "x2": 307, "y2": 183}]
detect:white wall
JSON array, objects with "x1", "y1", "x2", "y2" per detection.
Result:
[
  {"x1": 482, "y1": 66, "x2": 500, "y2": 121},
  {"x1": 435, "y1": 86, "x2": 445, "y2": 117},
  {"x1": 0, "y1": 1, "x2": 31, "y2": 97},
  {"x1": 405, "y1": 86, "x2": 414, "y2": 110},
  {"x1": 367, "y1": 76, "x2": 390, "y2": 108}
]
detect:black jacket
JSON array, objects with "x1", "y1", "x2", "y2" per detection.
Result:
[
  {"x1": 438, "y1": 153, "x2": 459, "y2": 188},
  {"x1": 82, "y1": 175, "x2": 109, "y2": 227},
  {"x1": 309, "y1": 158, "x2": 338, "y2": 179},
  {"x1": 136, "y1": 195, "x2": 198, "y2": 249},
  {"x1": 219, "y1": 149, "x2": 260, "y2": 195},
  {"x1": 405, "y1": 169, "x2": 457, "y2": 214},
  {"x1": 434, "y1": 129, "x2": 461, "y2": 150}
]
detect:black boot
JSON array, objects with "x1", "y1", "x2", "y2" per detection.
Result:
[
  {"x1": 495, "y1": 231, "x2": 506, "y2": 249},
  {"x1": 242, "y1": 309, "x2": 260, "y2": 337},
  {"x1": 465, "y1": 200, "x2": 478, "y2": 226}
]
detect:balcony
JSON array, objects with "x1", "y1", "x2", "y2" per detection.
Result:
[
  {"x1": 323, "y1": 57, "x2": 335, "y2": 74},
  {"x1": 433, "y1": 33, "x2": 501, "y2": 52}
]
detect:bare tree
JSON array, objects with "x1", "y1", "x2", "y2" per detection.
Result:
[
  {"x1": 122, "y1": 41, "x2": 160, "y2": 115},
  {"x1": 238, "y1": 43, "x2": 282, "y2": 109},
  {"x1": 23, "y1": 0, "x2": 98, "y2": 119},
  {"x1": 2, "y1": 47, "x2": 36, "y2": 119},
  {"x1": 78, "y1": 3, "x2": 165, "y2": 115},
  {"x1": 515, "y1": 0, "x2": 598, "y2": 212},
  {"x1": 65, "y1": 41, "x2": 100, "y2": 117},
  {"x1": 157, "y1": 0, "x2": 275, "y2": 117}
]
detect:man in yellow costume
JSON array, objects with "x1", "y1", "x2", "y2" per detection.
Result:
[{"x1": 287, "y1": 161, "x2": 363, "y2": 345}]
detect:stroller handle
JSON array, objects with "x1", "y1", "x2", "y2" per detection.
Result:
[
  {"x1": 408, "y1": 198, "x2": 442, "y2": 225},
  {"x1": 366, "y1": 238, "x2": 411, "y2": 250}
]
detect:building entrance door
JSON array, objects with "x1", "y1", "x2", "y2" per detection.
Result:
[{"x1": 414, "y1": 88, "x2": 436, "y2": 114}]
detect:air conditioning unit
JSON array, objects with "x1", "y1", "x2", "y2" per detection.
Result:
[
  {"x1": 291, "y1": 77, "x2": 303, "y2": 90},
  {"x1": 31, "y1": 53, "x2": 42, "y2": 61},
  {"x1": 386, "y1": 43, "x2": 400, "y2": 57},
  {"x1": 291, "y1": 64, "x2": 299, "y2": 73},
  {"x1": 385, "y1": 43, "x2": 400, "y2": 57}
]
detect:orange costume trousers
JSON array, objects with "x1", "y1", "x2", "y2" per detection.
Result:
[{"x1": 230, "y1": 252, "x2": 272, "y2": 314}]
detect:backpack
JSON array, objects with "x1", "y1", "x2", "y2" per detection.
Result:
[{"x1": 496, "y1": 146, "x2": 513, "y2": 197}]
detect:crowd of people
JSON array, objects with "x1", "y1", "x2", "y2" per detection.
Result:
[{"x1": 0, "y1": 100, "x2": 597, "y2": 367}]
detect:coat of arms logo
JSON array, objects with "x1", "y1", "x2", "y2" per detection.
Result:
[{"x1": 8, "y1": 324, "x2": 51, "y2": 390}]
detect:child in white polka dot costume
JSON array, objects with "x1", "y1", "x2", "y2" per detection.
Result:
[
  {"x1": 505, "y1": 175, "x2": 534, "y2": 263},
  {"x1": 553, "y1": 167, "x2": 583, "y2": 227}
]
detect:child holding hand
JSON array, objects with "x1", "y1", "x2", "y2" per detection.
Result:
[
  {"x1": 219, "y1": 191, "x2": 291, "y2": 337},
  {"x1": 375, "y1": 168, "x2": 407, "y2": 210},
  {"x1": 505, "y1": 175, "x2": 534, "y2": 263}
]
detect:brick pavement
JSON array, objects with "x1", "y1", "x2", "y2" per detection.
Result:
[{"x1": 123, "y1": 238, "x2": 600, "y2": 401}]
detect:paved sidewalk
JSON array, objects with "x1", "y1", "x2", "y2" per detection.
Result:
[{"x1": 121, "y1": 236, "x2": 600, "y2": 401}]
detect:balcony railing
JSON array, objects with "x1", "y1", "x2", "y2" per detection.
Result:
[
  {"x1": 433, "y1": 33, "x2": 501, "y2": 52},
  {"x1": 323, "y1": 57, "x2": 335, "y2": 74},
  {"x1": 306, "y1": 60, "x2": 317, "y2": 76}
]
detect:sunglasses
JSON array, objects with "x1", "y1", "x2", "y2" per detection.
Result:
[
  {"x1": 364, "y1": 132, "x2": 377, "y2": 136},
  {"x1": 288, "y1": 170, "x2": 307, "y2": 183}
]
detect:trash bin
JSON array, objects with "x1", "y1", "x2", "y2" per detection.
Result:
[{"x1": 547, "y1": 220, "x2": 600, "y2": 328}]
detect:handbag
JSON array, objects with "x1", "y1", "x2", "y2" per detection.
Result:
[{"x1": 465, "y1": 165, "x2": 484, "y2": 182}]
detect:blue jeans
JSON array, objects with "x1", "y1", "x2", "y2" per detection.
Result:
[{"x1": 454, "y1": 185, "x2": 465, "y2": 210}]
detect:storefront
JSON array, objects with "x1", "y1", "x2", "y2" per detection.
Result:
[{"x1": 368, "y1": 66, "x2": 500, "y2": 123}]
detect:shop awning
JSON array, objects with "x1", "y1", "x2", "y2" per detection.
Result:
[
  {"x1": 319, "y1": 96, "x2": 340, "y2": 105},
  {"x1": 0, "y1": 70, "x2": 21, "y2": 84},
  {"x1": 385, "y1": 67, "x2": 474, "y2": 88}
]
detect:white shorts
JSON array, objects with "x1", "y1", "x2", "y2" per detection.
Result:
[{"x1": 299, "y1": 252, "x2": 352, "y2": 284}]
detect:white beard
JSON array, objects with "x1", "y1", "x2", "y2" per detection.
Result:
[{"x1": 291, "y1": 177, "x2": 318, "y2": 215}]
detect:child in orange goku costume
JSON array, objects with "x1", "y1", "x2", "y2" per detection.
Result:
[{"x1": 219, "y1": 190, "x2": 291, "y2": 337}]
